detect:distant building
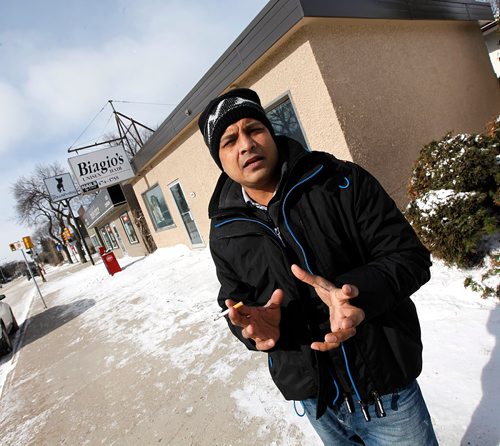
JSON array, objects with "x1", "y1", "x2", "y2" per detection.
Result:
[
  {"x1": 129, "y1": 0, "x2": 499, "y2": 251},
  {"x1": 482, "y1": 21, "x2": 500, "y2": 77},
  {"x1": 82, "y1": 185, "x2": 154, "y2": 258}
]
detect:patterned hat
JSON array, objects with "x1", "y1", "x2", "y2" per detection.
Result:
[{"x1": 198, "y1": 88, "x2": 275, "y2": 169}]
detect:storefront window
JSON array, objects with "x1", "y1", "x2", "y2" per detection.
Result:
[
  {"x1": 90, "y1": 235, "x2": 100, "y2": 249},
  {"x1": 266, "y1": 97, "x2": 308, "y2": 149},
  {"x1": 99, "y1": 227, "x2": 113, "y2": 251},
  {"x1": 143, "y1": 185, "x2": 175, "y2": 231},
  {"x1": 103, "y1": 224, "x2": 119, "y2": 249},
  {"x1": 120, "y1": 212, "x2": 139, "y2": 244}
]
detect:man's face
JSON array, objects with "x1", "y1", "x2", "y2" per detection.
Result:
[{"x1": 219, "y1": 118, "x2": 279, "y2": 193}]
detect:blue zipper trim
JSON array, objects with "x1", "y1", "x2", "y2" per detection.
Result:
[
  {"x1": 341, "y1": 343, "x2": 362, "y2": 402},
  {"x1": 281, "y1": 165, "x2": 362, "y2": 405},
  {"x1": 332, "y1": 372, "x2": 340, "y2": 405}
]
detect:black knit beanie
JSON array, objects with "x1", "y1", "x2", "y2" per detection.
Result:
[{"x1": 198, "y1": 88, "x2": 275, "y2": 170}]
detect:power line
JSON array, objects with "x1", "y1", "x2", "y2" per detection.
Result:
[
  {"x1": 68, "y1": 102, "x2": 108, "y2": 150},
  {"x1": 97, "y1": 112, "x2": 115, "y2": 140},
  {"x1": 68, "y1": 99, "x2": 175, "y2": 152}
]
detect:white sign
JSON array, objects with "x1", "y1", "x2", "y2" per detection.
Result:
[
  {"x1": 43, "y1": 173, "x2": 79, "y2": 202},
  {"x1": 68, "y1": 146, "x2": 134, "y2": 193}
]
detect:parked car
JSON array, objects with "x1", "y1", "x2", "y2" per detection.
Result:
[{"x1": 0, "y1": 294, "x2": 18, "y2": 356}]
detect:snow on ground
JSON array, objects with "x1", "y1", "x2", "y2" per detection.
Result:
[{"x1": 1, "y1": 246, "x2": 499, "y2": 445}]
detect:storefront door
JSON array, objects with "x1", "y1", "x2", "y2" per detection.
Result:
[
  {"x1": 169, "y1": 181, "x2": 203, "y2": 247},
  {"x1": 111, "y1": 223, "x2": 127, "y2": 254}
]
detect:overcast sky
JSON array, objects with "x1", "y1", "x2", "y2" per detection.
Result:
[{"x1": 0, "y1": 0, "x2": 268, "y2": 264}]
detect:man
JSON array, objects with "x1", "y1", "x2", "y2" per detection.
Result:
[{"x1": 199, "y1": 88, "x2": 438, "y2": 445}]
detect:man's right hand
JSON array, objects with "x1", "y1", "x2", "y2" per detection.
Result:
[{"x1": 225, "y1": 289, "x2": 283, "y2": 351}]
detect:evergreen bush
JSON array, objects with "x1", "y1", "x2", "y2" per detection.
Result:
[{"x1": 406, "y1": 117, "x2": 500, "y2": 269}]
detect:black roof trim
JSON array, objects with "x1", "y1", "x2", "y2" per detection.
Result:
[
  {"x1": 132, "y1": 0, "x2": 493, "y2": 173},
  {"x1": 301, "y1": 0, "x2": 494, "y2": 21}
]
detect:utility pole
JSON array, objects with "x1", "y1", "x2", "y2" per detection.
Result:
[{"x1": 20, "y1": 248, "x2": 47, "y2": 309}]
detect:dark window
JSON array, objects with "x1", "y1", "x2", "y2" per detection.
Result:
[
  {"x1": 104, "y1": 224, "x2": 119, "y2": 249},
  {"x1": 266, "y1": 97, "x2": 307, "y2": 148},
  {"x1": 99, "y1": 226, "x2": 115, "y2": 250},
  {"x1": 120, "y1": 212, "x2": 139, "y2": 244},
  {"x1": 142, "y1": 184, "x2": 175, "y2": 231}
]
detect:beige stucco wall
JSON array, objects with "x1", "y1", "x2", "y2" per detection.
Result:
[
  {"x1": 132, "y1": 17, "x2": 500, "y2": 250},
  {"x1": 307, "y1": 18, "x2": 500, "y2": 205},
  {"x1": 131, "y1": 22, "x2": 345, "y2": 249}
]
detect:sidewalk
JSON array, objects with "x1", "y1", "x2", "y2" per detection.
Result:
[{"x1": 0, "y1": 252, "x2": 318, "y2": 445}]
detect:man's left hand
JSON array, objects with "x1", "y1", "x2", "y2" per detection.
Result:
[{"x1": 291, "y1": 264, "x2": 365, "y2": 351}]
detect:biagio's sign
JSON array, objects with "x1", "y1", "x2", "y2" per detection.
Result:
[{"x1": 68, "y1": 146, "x2": 134, "y2": 193}]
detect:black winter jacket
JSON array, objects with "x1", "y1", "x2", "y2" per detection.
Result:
[{"x1": 208, "y1": 136, "x2": 431, "y2": 418}]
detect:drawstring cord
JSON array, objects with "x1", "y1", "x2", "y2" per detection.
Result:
[
  {"x1": 330, "y1": 369, "x2": 340, "y2": 406},
  {"x1": 294, "y1": 400, "x2": 306, "y2": 417}
]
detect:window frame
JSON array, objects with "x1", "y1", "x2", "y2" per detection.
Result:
[
  {"x1": 168, "y1": 179, "x2": 205, "y2": 248},
  {"x1": 265, "y1": 91, "x2": 310, "y2": 150}
]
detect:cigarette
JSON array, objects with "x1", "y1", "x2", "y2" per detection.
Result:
[{"x1": 214, "y1": 301, "x2": 244, "y2": 320}]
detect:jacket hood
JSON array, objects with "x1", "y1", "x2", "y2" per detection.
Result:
[{"x1": 208, "y1": 135, "x2": 311, "y2": 218}]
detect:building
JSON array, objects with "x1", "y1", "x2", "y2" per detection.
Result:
[
  {"x1": 482, "y1": 20, "x2": 500, "y2": 77},
  {"x1": 82, "y1": 184, "x2": 154, "y2": 258},
  {"x1": 129, "y1": 0, "x2": 499, "y2": 251}
]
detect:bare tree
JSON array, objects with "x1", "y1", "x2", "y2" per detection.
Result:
[
  {"x1": 11, "y1": 162, "x2": 88, "y2": 264},
  {"x1": 33, "y1": 225, "x2": 64, "y2": 266}
]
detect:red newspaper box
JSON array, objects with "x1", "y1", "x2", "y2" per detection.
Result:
[{"x1": 98, "y1": 247, "x2": 122, "y2": 276}]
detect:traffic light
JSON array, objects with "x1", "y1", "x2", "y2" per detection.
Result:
[
  {"x1": 62, "y1": 227, "x2": 73, "y2": 243},
  {"x1": 9, "y1": 243, "x2": 16, "y2": 252},
  {"x1": 22, "y1": 236, "x2": 33, "y2": 250}
]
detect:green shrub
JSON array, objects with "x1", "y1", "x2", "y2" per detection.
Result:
[
  {"x1": 464, "y1": 253, "x2": 500, "y2": 299},
  {"x1": 406, "y1": 117, "x2": 500, "y2": 269}
]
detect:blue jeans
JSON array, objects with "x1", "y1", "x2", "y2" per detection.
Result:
[{"x1": 302, "y1": 380, "x2": 438, "y2": 445}]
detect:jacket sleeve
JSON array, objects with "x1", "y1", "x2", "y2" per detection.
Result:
[
  {"x1": 210, "y1": 239, "x2": 259, "y2": 351},
  {"x1": 334, "y1": 164, "x2": 431, "y2": 321}
]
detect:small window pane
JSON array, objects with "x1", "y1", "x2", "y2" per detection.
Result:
[
  {"x1": 99, "y1": 227, "x2": 113, "y2": 251},
  {"x1": 143, "y1": 185, "x2": 174, "y2": 231},
  {"x1": 90, "y1": 235, "x2": 100, "y2": 249},
  {"x1": 170, "y1": 183, "x2": 190, "y2": 214},
  {"x1": 120, "y1": 212, "x2": 139, "y2": 244},
  {"x1": 104, "y1": 224, "x2": 119, "y2": 249},
  {"x1": 266, "y1": 98, "x2": 307, "y2": 148}
]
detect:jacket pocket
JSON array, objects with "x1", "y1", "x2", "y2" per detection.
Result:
[{"x1": 268, "y1": 348, "x2": 317, "y2": 401}]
